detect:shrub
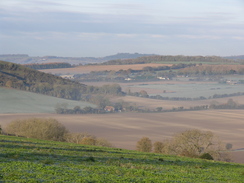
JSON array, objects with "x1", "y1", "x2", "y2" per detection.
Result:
[
  {"x1": 136, "y1": 137, "x2": 152, "y2": 152},
  {"x1": 79, "y1": 137, "x2": 96, "y2": 145},
  {"x1": 64, "y1": 132, "x2": 93, "y2": 144},
  {"x1": 225, "y1": 143, "x2": 233, "y2": 150},
  {"x1": 64, "y1": 132, "x2": 113, "y2": 147},
  {"x1": 95, "y1": 138, "x2": 113, "y2": 147},
  {"x1": 5, "y1": 118, "x2": 68, "y2": 141},
  {"x1": 199, "y1": 153, "x2": 214, "y2": 160}
]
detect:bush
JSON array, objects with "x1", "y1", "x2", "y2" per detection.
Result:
[
  {"x1": 95, "y1": 138, "x2": 113, "y2": 147},
  {"x1": 64, "y1": 132, "x2": 93, "y2": 144},
  {"x1": 136, "y1": 137, "x2": 152, "y2": 152},
  {"x1": 64, "y1": 132, "x2": 113, "y2": 147},
  {"x1": 5, "y1": 118, "x2": 68, "y2": 141},
  {"x1": 79, "y1": 137, "x2": 96, "y2": 145},
  {"x1": 199, "y1": 153, "x2": 214, "y2": 160}
]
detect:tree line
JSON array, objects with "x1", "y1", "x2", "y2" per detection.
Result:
[
  {"x1": 136, "y1": 129, "x2": 232, "y2": 162},
  {"x1": 128, "y1": 89, "x2": 244, "y2": 101},
  {"x1": 2, "y1": 118, "x2": 113, "y2": 147},
  {"x1": 101, "y1": 55, "x2": 232, "y2": 65},
  {"x1": 178, "y1": 65, "x2": 244, "y2": 76},
  {"x1": 24, "y1": 62, "x2": 73, "y2": 70}
]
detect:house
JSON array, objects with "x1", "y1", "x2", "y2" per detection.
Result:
[
  {"x1": 157, "y1": 77, "x2": 170, "y2": 80},
  {"x1": 104, "y1": 106, "x2": 115, "y2": 112},
  {"x1": 226, "y1": 80, "x2": 238, "y2": 85},
  {"x1": 60, "y1": 75, "x2": 74, "y2": 79}
]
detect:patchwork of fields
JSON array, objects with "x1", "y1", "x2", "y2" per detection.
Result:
[
  {"x1": 1, "y1": 63, "x2": 244, "y2": 166},
  {"x1": 129, "y1": 82, "x2": 244, "y2": 98},
  {"x1": 83, "y1": 80, "x2": 244, "y2": 110},
  {"x1": 113, "y1": 95, "x2": 244, "y2": 110}
]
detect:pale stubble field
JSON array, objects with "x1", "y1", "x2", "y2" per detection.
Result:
[
  {"x1": 1, "y1": 110, "x2": 243, "y2": 163},
  {"x1": 40, "y1": 63, "x2": 171, "y2": 74}
]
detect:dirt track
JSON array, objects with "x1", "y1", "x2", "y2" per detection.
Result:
[{"x1": 1, "y1": 110, "x2": 243, "y2": 163}]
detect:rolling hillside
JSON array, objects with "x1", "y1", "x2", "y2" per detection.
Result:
[
  {"x1": 0, "y1": 60, "x2": 87, "y2": 100},
  {"x1": 0, "y1": 135, "x2": 243, "y2": 182},
  {"x1": 0, "y1": 53, "x2": 155, "y2": 65},
  {"x1": 0, "y1": 87, "x2": 95, "y2": 113}
]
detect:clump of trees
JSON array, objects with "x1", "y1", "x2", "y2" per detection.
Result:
[
  {"x1": 85, "y1": 84, "x2": 124, "y2": 96},
  {"x1": 3, "y1": 118, "x2": 113, "y2": 147},
  {"x1": 5, "y1": 118, "x2": 68, "y2": 141},
  {"x1": 136, "y1": 129, "x2": 231, "y2": 162},
  {"x1": 209, "y1": 99, "x2": 244, "y2": 109},
  {"x1": 24, "y1": 62, "x2": 73, "y2": 70}
]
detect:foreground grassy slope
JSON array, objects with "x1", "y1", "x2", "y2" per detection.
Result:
[
  {"x1": 0, "y1": 87, "x2": 95, "y2": 113},
  {"x1": 0, "y1": 135, "x2": 243, "y2": 182}
]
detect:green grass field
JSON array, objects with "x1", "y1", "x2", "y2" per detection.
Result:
[
  {"x1": 0, "y1": 135, "x2": 243, "y2": 182},
  {"x1": 131, "y1": 82, "x2": 244, "y2": 98},
  {"x1": 0, "y1": 87, "x2": 95, "y2": 113}
]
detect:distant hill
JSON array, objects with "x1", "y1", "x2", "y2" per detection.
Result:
[
  {"x1": 0, "y1": 87, "x2": 95, "y2": 113},
  {"x1": 0, "y1": 53, "x2": 155, "y2": 65},
  {"x1": 224, "y1": 55, "x2": 244, "y2": 61},
  {"x1": 0, "y1": 60, "x2": 87, "y2": 100},
  {"x1": 0, "y1": 60, "x2": 124, "y2": 105},
  {"x1": 102, "y1": 55, "x2": 233, "y2": 65},
  {"x1": 101, "y1": 53, "x2": 155, "y2": 61}
]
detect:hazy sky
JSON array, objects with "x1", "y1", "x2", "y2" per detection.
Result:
[{"x1": 0, "y1": 0, "x2": 244, "y2": 57}]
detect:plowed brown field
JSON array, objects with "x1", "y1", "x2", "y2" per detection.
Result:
[{"x1": 1, "y1": 110, "x2": 243, "y2": 163}]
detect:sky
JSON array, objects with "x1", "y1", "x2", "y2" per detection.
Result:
[{"x1": 0, "y1": 0, "x2": 244, "y2": 57}]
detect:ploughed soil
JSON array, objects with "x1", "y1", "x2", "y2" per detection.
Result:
[{"x1": 1, "y1": 110, "x2": 243, "y2": 164}]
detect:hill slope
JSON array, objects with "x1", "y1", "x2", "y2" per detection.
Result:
[
  {"x1": 102, "y1": 55, "x2": 233, "y2": 65},
  {"x1": 0, "y1": 135, "x2": 243, "y2": 182},
  {"x1": 0, "y1": 60, "x2": 86, "y2": 100},
  {"x1": 0, "y1": 53, "x2": 155, "y2": 64},
  {"x1": 0, "y1": 87, "x2": 95, "y2": 113}
]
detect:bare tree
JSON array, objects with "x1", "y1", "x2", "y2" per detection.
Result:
[
  {"x1": 153, "y1": 141, "x2": 164, "y2": 153},
  {"x1": 136, "y1": 137, "x2": 152, "y2": 152},
  {"x1": 161, "y1": 129, "x2": 231, "y2": 161}
]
